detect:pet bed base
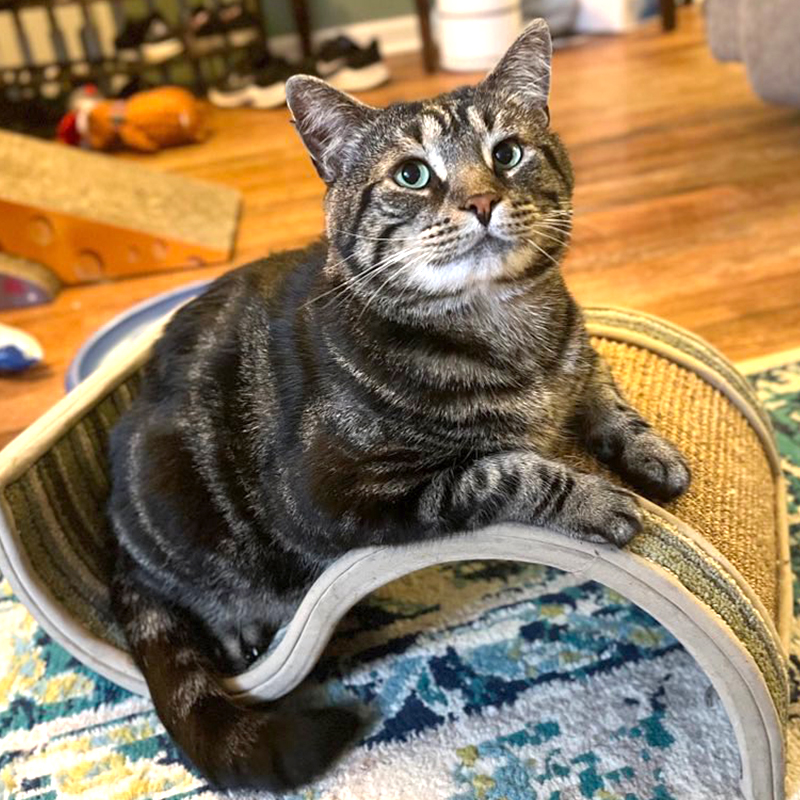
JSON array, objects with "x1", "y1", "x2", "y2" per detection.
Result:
[{"x1": 0, "y1": 306, "x2": 789, "y2": 800}]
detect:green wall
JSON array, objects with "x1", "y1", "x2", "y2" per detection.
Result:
[{"x1": 260, "y1": 0, "x2": 413, "y2": 36}]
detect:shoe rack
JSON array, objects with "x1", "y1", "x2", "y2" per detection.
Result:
[{"x1": 0, "y1": 0, "x2": 268, "y2": 102}]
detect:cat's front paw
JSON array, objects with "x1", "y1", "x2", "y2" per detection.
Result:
[
  {"x1": 557, "y1": 474, "x2": 643, "y2": 546},
  {"x1": 615, "y1": 432, "x2": 691, "y2": 502}
]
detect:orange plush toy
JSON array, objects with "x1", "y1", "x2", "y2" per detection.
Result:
[{"x1": 64, "y1": 87, "x2": 208, "y2": 152}]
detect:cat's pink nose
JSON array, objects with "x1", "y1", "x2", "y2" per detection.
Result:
[{"x1": 462, "y1": 193, "x2": 500, "y2": 226}]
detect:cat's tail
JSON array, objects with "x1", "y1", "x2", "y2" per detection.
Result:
[{"x1": 111, "y1": 573, "x2": 360, "y2": 791}]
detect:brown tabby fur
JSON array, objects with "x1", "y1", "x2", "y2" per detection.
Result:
[{"x1": 107, "y1": 21, "x2": 690, "y2": 792}]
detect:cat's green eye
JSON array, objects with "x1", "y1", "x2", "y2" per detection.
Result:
[
  {"x1": 394, "y1": 160, "x2": 431, "y2": 190},
  {"x1": 492, "y1": 139, "x2": 523, "y2": 171}
]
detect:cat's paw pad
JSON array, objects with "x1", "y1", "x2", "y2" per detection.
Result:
[
  {"x1": 620, "y1": 434, "x2": 691, "y2": 502},
  {"x1": 562, "y1": 475, "x2": 643, "y2": 547}
]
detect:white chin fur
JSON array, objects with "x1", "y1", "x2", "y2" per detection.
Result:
[{"x1": 407, "y1": 245, "x2": 532, "y2": 295}]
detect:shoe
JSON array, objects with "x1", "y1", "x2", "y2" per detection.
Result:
[
  {"x1": 114, "y1": 16, "x2": 152, "y2": 62},
  {"x1": 219, "y1": 3, "x2": 261, "y2": 48},
  {"x1": 208, "y1": 55, "x2": 295, "y2": 109},
  {"x1": 114, "y1": 13, "x2": 183, "y2": 64},
  {"x1": 206, "y1": 48, "x2": 269, "y2": 106},
  {"x1": 2, "y1": 91, "x2": 69, "y2": 139},
  {"x1": 186, "y1": 5, "x2": 226, "y2": 55},
  {"x1": 315, "y1": 35, "x2": 361, "y2": 78},
  {"x1": 326, "y1": 40, "x2": 389, "y2": 92}
]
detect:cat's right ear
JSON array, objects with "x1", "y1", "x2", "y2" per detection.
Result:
[
  {"x1": 480, "y1": 19, "x2": 552, "y2": 109},
  {"x1": 285, "y1": 75, "x2": 378, "y2": 184}
]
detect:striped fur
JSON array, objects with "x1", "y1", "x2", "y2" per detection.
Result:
[{"x1": 107, "y1": 21, "x2": 690, "y2": 792}]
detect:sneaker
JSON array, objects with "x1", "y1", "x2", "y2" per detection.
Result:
[
  {"x1": 114, "y1": 15, "x2": 152, "y2": 62},
  {"x1": 326, "y1": 40, "x2": 389, "y2": 92},
  {"x1": 205, "y1": 48, "x2": 270, "y2": 104},
  {"x1": 314, "y1": 35, "x2": 361, "y2": 78},
  {"x1": 186, "y1": 5, "x2": 226, "y2": 55},
  {"x1": 219, "y1": 3, "x2": 261, "y2": 48},
  {"x1": 208, "y1": 55, "x2": 295, "y2": 109},
  {"x1": 114, "y1": 13, "x2": 183, "y2": 64}
]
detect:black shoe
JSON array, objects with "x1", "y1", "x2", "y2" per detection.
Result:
[
  {"x1": 114, "y1": 15, "x2": 152, "y2": 62},
  {"x1": 115, "y1": 13, "x2": 183, "y2": 64},
  {"x1": 315, "y1": 35, "x2": 361, "y2": 78},
  {"x1": 326, "y1": 40, "x2": 389, "y2": 92},
  {"x1": 208, "y1": 55, "x2": 295, "y2": 109},
  {"x1": 0, "y1": 89, "x2": 68, "y2": 139},
  {"x1": 186, "y1": 5, "x2": 226, "y2": 54},
  {"x1": 219, "y1": 3, "x2": 261, "y2": 48}
]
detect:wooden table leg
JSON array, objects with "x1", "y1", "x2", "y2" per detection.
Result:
[
  {"x1": 414, "y1": 0, "x2": 437, "y2": 73},
  {"x1": 291, "y1": 0, "x2": 312, "y2": 58},
  {"x1": 660, "y1": 0, "x2": 677, "y2": 31}
]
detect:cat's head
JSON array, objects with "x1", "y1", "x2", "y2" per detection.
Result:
[{"x1": 286, "y1": 21, "x2": 573, "y2": 301}]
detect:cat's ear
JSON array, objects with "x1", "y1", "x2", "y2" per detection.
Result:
[
  {"x1": 285, "y1": 75, "x2": 378, "y2": 184},
  {"x1": 480, "y1": 19, "x2": 552, "y2": 109}
]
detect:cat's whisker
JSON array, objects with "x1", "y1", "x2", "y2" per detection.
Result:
[
  {"x1": 540, "y1": 221, "x2": 571, "y2": 231},
  {"x1": 540, "y1": 217, "x2": 574, "y2": 231},
  {"x1": 327, "y1": 225, "x2": 418, "y2": 243},
  {"x1": 542, "y1": 213, "x2": 572, "y2": 222},
  {"x1": 544, "y1": 212, "x2": 573, "y2": 223},
  {"x1": 524, "y1": 237, "x2": 561, "y2": 265},
  {"x1": 532, "y1": 227, "x2": 570, "y2": 247},
  {"x1": 354, "y1": 253, "x2": 423, "y2": 321},
  {"x1": 314, "y1": 260, "x2": 398, "y2": 309},
  {"x1": 305, "y1": 250, "x2": 380, "y2": 307},
  {"x1": 310, "y1": 240, "x2": 423, "y2": 306},
  {"x1": 321, "y1": 244, "x2": 427, "y2": 312}
]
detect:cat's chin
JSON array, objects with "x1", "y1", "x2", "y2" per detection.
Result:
[{"x1": 407, "y1": 240, "x2": 533, "y2": 297}]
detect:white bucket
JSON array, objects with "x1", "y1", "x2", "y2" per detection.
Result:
[{"x1": 437, "y1": 0, "x2": 524, "y2": 72}]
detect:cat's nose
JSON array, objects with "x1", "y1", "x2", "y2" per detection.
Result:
[{"x1": 462, "y1": 193, "x2": 500, "y2": 226}]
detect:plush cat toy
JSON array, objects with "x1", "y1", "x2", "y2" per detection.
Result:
[{"x1": 58, "y1": 86, "x2": 208, "y2": 153}]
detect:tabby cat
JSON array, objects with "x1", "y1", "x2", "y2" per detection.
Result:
[{"x1": 108, "y1": 20, "x2": 690, "y2": 793}]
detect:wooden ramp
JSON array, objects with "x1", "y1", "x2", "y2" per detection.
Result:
[{"x1": 0, "y1": 130, "x2": 241, "y2": 285}]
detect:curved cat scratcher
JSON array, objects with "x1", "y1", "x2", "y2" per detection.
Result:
[{"x1": 0, "y1": 307, "x2": 790, "y2": 800}]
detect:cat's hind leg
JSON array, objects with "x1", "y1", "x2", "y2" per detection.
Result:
[
  {"x1": 110, "y1": 556, "x2": 360, "y2": 791},
  {"x1": 573, "y1": 359, "x2": 691, "y2": 502}
]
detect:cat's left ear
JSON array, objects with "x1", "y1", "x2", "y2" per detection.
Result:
[
  {"x1": 480, "y1": 19, "x2": 552, "y2": 110},
  {"x1": 286, "y1": 75, "x2": 378, "y2": 184}
]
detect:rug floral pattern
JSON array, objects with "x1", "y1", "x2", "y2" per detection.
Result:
[{"x1": 1, "y1": 358, "x2": 798, "y2": 800}]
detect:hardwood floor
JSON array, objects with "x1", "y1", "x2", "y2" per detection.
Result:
[{"x1": 2, "y1": 6, "x2": 800, "y2": 448}]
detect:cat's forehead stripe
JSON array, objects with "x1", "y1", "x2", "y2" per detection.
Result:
[
  {"x1": 467, "y1": 106, "x2": 487, "y2": 137},
  {"x1": 420, "y1": 114, "x2": 443, "y2": 142},
  {"x1": 416, "y1": 113, "x2": 448, "y2": 180},
  {"x1": 421, "y1": 106, "x2": 452, "y2": 133}
]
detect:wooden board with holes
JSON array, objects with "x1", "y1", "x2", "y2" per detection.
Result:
[{"x1": 0, "y1": 130, "x2": 241, "y2": 285}]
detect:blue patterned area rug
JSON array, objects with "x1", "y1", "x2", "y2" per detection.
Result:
[{"x1": 1, "y1": 353, "x2": 799, "y2": 800}]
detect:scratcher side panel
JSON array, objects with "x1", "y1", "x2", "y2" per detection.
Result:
[{"x1": 2, "y1": 372, "x2": 143, "y2": 649}]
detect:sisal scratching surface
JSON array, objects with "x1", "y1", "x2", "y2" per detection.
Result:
[
  {"x1": 593, "y1": 338, "x2": 779, "y2": 622},
  {"x1": 0, "y1": 130, "x2": 240, "y2": 252}
]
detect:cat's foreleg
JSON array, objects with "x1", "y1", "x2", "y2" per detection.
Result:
[
  {"x1": 414, "y1": 451, "x2": 643, "y2": 546},
  {"x1": 573, "y1": 359, "x2": 691, "y2": 502}
]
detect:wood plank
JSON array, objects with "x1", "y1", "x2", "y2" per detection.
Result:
[{"x1": 1, "y1": 6, "x2": 799, "y2": 449}]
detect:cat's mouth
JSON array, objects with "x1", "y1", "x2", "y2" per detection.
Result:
[{"x1": 465, "y1": 230, "x2": 506, "y2": 256}]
